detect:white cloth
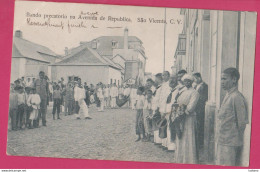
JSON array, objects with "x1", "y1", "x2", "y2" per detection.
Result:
[
  {"x1": 152, "y1": 85, "x2": 162, "y2": 111},
  {"x1": 154, "y1": 130, "x2": 162, "y2": 144},
  {"x1": 111, "y1": 97, "x2": 116, "y2": 108},
  {"x1": 104, "y1": 88, "x2": 110, "y2": 97},
  {"x1": 175, "y1": 87, "x2": 200, "y2": 164},
  {"x1": 97, "y1": 88, "x2": 104, "y2": 99},
  {"x1": 27, "y1": 94, "x2": 41, "y2": 109},
  {"x1": 159, "y1": 81, "x2": 171, "y2": 114},
  {"x1": 181, "y1": 74, "x2": 194, "y2": 82},
  {"x1": 27, "y1": 94, "x2": 41, "y2": 120},
  {"x1": 76, "y1": 99, "x2": 89, "y2": 118},
  {"x1": 110, "y1": 86, "x2": 118, "y2": 98},
  {"x1": 123, "y1": 87, "x2": 131, "y2": 96},
  {"x1": 74, "y1": 86, "x2": 85, "y2": 101}
]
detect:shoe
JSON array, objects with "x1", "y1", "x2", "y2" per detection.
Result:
[
  {"x1": 167, "y1": 150, "x2": 175, "y2": 153},
  {"x1": 85, "y1": 117, "x2": 92, "y2": 120},
  {"x1": 135, "y1": 138, "x2": 141, "y2": 142},
  {"x1": 76, "y1": 117, "x2": 81, "y2": 120},
  {"x1": 58, "y1": 118, "x2": 62, "y2": 120},
  {"x1": 43, "y1": 124, "x2": 47, "y2": 127}
]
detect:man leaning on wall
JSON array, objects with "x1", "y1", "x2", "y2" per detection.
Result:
[{"x1": 216, "y1": 67, "x2": 248, "y2": 166}]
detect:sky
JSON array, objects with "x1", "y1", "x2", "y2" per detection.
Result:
[{"x1": 13, "y1": 1, "x2": 183, "y2": 74}]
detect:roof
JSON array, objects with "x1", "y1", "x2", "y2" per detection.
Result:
[
  {"x1": 51, "y1": 45, "x2": 121, "y2": 70},
  {"x1": 80, "y1": 36, "x2": 143, "y2": 57},
  {"x1": 12, "y1": 37, "x2": 57, "y2": 63}
]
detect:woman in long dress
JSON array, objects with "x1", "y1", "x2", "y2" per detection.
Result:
[{"x1": 175, "y1": 74, "x2": 200, "y2": 164}]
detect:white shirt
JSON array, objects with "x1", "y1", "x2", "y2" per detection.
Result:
[
  {"x1": 110, "y1": 86, "x2": 118, "y2": 97},
  {"x1": 159, "y1": 81, "x2": 171, "y2": 113},
  {"x1": 27, "y1": 94, "x2": 41, "y2": 109},
  {"x1": 97, "y1": 88, "x2": 104, "y2": 99},
  {"x1": 130, "y1": 88, "x2": 137, "y2": 100},
  {"x1": 124, "y1": 87, "x2": 131, "y2": 96},
  {"x1": 104, "y1": 88, "x2": 110, "y2": 97},
  {"x1": 152, "y1": 85, "x2": 162, "y2": 111},
  {"x1": 74, "y1": 86, "x2": 86, "y2": 101}
]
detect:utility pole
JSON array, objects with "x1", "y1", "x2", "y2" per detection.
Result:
[{"x1": 163, "y1": 8, "x2": 166, "y2": 72}]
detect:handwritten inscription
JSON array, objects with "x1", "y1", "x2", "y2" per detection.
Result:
[{"x1": 25, "y1": 11, "x2": 182, "y2": 33}]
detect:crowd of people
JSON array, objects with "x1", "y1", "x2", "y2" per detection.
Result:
[
  {"x1": 8, "y1": 71, "x2": 138, "y2": 131},
  {"x1": 132, "y1": 68, "x2": 248, "y2": 166},
  {"x1": 8, "y1": 67, "x2": 248, "y2": 166}
]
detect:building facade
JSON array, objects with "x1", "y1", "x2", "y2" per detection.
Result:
[
  {"x1": 11, "y1": 30, "x2": 59, "y2": 82},
  {"x1": 51, "y1": 45, "x2": 122, "y2": 85},
  {"x1": 174, "y1": 9, "x2": 256, "y2": 166},
  {"x1": 69, "y1": 28, "x2": 147, "y2": 85}
]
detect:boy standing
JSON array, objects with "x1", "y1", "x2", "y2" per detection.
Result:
[
  {"x1": 17, "y1": 86, "x2": 26, "y2": 130},
  {"x1": 135, "y1": 86, "x2": 146, "y2": 142},
  {"x1": 52, "y1": 85, "x2": 62, "y2": 120},
  {"x1": 216, "y1": 68, "x2": 248, "y2": 166},
  {"x1": 27, "y1": 88, "x2": 41, "y2": 129}
]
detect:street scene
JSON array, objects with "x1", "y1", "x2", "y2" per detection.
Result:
[
  {"x1": 7, "y1": 106, "x2": 179, "y2": 163},
  {"x1": 7, "y1": 1, "x2": 257, "y2": 167}
]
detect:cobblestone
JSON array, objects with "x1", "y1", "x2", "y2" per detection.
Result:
[{"x1": 7, "y1": 105, "x2": 176, "y2": 163}]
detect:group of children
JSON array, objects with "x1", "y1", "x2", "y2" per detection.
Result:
[{"x1": 9, "y1": 85, "x2": 41, "y2": 130}]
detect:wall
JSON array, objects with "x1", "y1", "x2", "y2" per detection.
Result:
[
  {"x1": 238, "y1": 11, "x2": 257, "y2": 167},
  {"x1": 52, "y1": 65, "x2": 121, "y2": 85},
  {"x1": 108, "y1": 67, "x2": 122, "y2": 85},
  {"x1": 11, "y1": 58, "x2": 21, "y2": 82},
  {"x1": 25, "y1": 58, "x2": 49, "y2": 78},
  {"x1": 179, "y1": 9, "x2": 256, "y2": 166}
]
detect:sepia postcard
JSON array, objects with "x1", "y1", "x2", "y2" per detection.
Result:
[{"x1": 7, "y1": 0, "x2": 257, "y2": 167}]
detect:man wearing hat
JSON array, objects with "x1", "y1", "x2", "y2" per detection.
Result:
[
  {"x1": 175, "y1": 74, "x2": 200, "y2": 164},
  {"x1": 159, "y1": 71, "x2": 172, "y2": 150}
]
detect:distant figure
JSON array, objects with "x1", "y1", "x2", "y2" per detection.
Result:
[
  {"x1": 52, "y1": 85, "x2": 62, "y2": 120},
  {"x1": 97, "y1": 84, "x2": 104, "y2": 112},
  {"x1": 110, "y1": 83, "x2": 118, "y2": 108},
  {"x1": 74, "y1": 78, "x2": 91, "y2": 120},
  {"x1": 143, "y1": 89, "x2": 153, "y2": 141},
  {"x1": 130, "y1": 85, "x2": 137, "y2": 110},
  {"x1": 193, "y1": 72, "x2": 208, "y2": 150},
  {"x1": 64, "y1": 83, "x2": 74, "y2": 115},
  {"x1": 216, "y1": 68, "x2": 248, "y2": 166}
]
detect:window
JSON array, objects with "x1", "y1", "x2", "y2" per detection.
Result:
[{"x1": 112, "y1": 41, "x2": 118, "y2": 48}]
